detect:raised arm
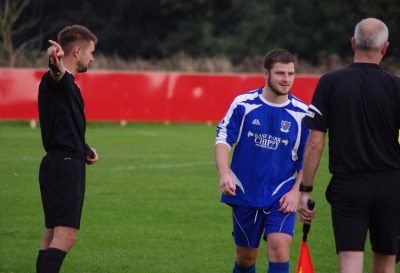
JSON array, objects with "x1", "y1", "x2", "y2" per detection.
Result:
[{"x1": 47, "y1": 39, "x2": 66, "y2": 81}]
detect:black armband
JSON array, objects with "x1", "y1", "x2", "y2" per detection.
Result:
[{"x1": 299, "y1": 182, "x2": 313, "y2": 192}]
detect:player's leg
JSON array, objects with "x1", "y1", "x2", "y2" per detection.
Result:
[
  {"x1": 232, "y1": 206, "x2": 264, "y2": 273},
  {"x1": 265, "y1": 233, "x2": 292, "y2": 273},
  {"x1": 266, "y1": 233, "x2": 291, "y2": 261},
  {"x1": 264, "y1": 201, "x2": 295, "y2": 273},
  {"x1": 234, "y1": 246, "x2": 258, "y2": 272}
]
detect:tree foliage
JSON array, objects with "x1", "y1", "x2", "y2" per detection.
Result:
[
  {"x1": 0, "y1": 0, "x2": 43, "y2": 66},
  {"x1": 5, "y1": 0, "x2": 400, "y2": 67}
]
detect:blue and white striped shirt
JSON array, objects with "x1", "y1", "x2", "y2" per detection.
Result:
[{"x1": 216, "y1": 87, "x2": 309, "y2": 208}]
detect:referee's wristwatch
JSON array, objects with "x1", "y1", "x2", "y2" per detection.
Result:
[{"x1": 299, "y1": 182, "x2": 313, "y2": 192}]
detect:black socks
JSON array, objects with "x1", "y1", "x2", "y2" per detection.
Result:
[
  {"x1": 36, "y1": 250, "x2": 47, "y2": 273},
  {"x1": 38, "y1": 248, "x2": 67, "y2": 273}
]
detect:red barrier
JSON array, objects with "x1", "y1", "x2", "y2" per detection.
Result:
[{"x1": 0, "y1": 68, "x2": 319, "y2": 122}]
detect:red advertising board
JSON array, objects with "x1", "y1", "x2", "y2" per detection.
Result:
[{"x1": 0, "y1": 69, "x2": 318, "y2": 122}]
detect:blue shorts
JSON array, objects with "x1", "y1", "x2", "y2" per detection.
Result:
[{"x1": 232, "y1": 200, "x2": 296, "y2": 248}]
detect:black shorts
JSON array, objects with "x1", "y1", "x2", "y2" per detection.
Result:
[
  {"x1": 39, "y1": 153, "x2": 86, "y2": 229},
  {"x1": 326, "y1": 171, "x2": 400, "y2": 255}
]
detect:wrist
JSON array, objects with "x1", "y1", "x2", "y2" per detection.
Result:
[
  {"x1": 50, "y1": 69, "x2": 62, "y2": 77},
  {"x1": 218, "y1": 169, "x2": 230, "y2": 177},
  {"x1": 49, "y1": 68, "x2": 65, "y2": 80},
  {"x1": 217, "y1": 164, "x2": 231, "y2": 176},
  {"x1": 299, "y1": 182, "x2": 313, "y2": 192}
]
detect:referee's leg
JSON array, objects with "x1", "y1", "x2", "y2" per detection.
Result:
[
  {"x1": 397, "y1": 238, "x2": 400, "y2": 263},
  {"x1": 37, "y1": 155, "x2": 84, "y2": 273},
  {"x1": 371, "y1": 252, "x2": 396, "y2": 273},
  {"x1": 36, "y1": 228, "x2": 53, "y2": 273},
  {"x1": 369, "y1": 172, "x2": 400, "y2": 273},
  {"x1": 37, "y1": 227, "x2": 76, "y2": 273},
  {"x1": 48, "y1": 226, "x2": 77, "y2": 251}
]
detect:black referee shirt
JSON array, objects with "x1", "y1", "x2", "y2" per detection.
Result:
[
  {"x1": 38, "y1": 71, "x2": 88, "y2": 157},
  {"x1": 305, "y1": 63, "x2": 400, "y2": 174}
]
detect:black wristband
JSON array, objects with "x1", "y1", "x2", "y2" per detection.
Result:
[
  {"x1": 299, "y1": 182, "x2": 313, "y2": 192},
  {"x1": 49, "y1": 56, "x2": 61, "y2": 75}
]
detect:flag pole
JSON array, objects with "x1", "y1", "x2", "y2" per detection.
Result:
[
  {"x1": 302, "y1": 199, "x2": 315, "y2": 242},
  {"x1": 295, "y1": 199, "x2": 316, "y2": 273}
]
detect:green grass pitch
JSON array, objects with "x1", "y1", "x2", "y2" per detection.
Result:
[{"x1": 0, "y1": 122, "x2": 398, "y2": 273}]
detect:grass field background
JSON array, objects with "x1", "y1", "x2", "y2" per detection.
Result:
[{"x1": 0, "y1": 122, "x2": 398, "y2": 273}]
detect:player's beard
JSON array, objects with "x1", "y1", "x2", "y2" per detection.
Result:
[{"x1": 268, "y1": 78, "x2": 289, "y2": 96}]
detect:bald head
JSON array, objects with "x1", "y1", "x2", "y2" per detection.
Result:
[{"x1": 354, "y1": 18, "x2": 388, "y2": 51}]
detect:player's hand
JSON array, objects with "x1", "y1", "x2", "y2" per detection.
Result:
[
  {"x1": 279, "y1": 187, "x2": 300, "y2": 213},
  {"x1": 86, "y1": 147, "x2": 99, "y2": 165},
  {"x1": 298, "y1": 193, "x2": 316, "y2": 224},
  {"x1": 219, "y1": 172, "x2": 236, "y2": 196},
  {"x1": 47, "y1": 39, "x2": 65, "y2": 77}
]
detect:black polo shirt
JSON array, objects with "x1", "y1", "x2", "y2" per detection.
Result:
[
  {"x1": 38, "y1": 71, "x2": 88, "y2": 157},
  {"x1": 305, "y1": 62, "x2": 400, "y2": 174}
]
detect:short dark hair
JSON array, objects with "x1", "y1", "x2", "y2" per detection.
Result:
[
  {"x1": 263, "y1": 49, "x2": 295, "y2": 70},
  {"x1": 57, "y1": 25, "x2": 97, "y2": 55}
]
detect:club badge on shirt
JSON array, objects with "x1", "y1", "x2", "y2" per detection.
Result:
[{"x1": 280, "y1": 120, "x2": 291, "y2": 133}]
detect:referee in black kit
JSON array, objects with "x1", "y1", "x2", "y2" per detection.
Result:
[
  {"x1": 36, "y1": 25, "x2": 99, "y2": 273},
  {"x1": 298, "y1": 18, "x2": 400, "y2": 273}
]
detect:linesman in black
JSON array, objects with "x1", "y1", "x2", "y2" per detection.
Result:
[
  {"x1": 298, "y1": 18, "x2": 400, "y2": 273},
  {"x1": 36, "y1": 25, "x2": 99, "y2": 273}
]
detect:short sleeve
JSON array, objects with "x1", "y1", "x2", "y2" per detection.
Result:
[
  {"x1": 215, "y1": 99, "x2": 243, "y2": 149},
  {"x1": 304, "y1": 74, "x2": 330, "y2": 132}
]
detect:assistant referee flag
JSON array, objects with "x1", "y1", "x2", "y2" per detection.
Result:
[
  {"x1": 295, "y1": 241, "x2": 314, "y2": 273},
  {"x1": 295, "y1": 199, "x2": 315, "y2": 273}
]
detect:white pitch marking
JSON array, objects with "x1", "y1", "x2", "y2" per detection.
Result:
[{"x1": 113, "y1": 161, "x2": 214, "y2": 171}]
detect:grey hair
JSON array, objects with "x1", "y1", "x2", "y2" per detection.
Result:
[{"x1": 354, "y1": 18, "x2": 388, "y2": 50}]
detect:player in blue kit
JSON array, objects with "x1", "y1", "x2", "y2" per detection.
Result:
[{"x1": 215, "y1": 49, "x2": 309, "y2": 273}]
